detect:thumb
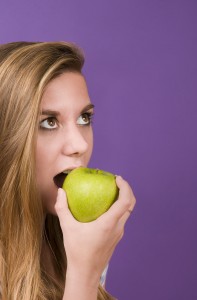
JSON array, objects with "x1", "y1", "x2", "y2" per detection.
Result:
[{"x1": 54, "y1": 188, "x2": 73, "y2": 224}]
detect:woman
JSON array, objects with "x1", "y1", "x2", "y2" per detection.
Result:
[{"x1": 0, "y1": 41, "x2": 136, "y2": 300}]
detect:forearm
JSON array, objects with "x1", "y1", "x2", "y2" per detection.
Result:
[
  {"x1": 63, "y1": 268, "x2": 99, "y2": 300},
  {"x1": 63, "y1": 281, "x2": 98, "y2": 300}
]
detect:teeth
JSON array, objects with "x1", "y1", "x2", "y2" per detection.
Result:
[{"x1": 62, "y1": 170, "x2": 72, "y2": 174}]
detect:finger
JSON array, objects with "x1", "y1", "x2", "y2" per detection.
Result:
[
  {"x1": 119, "y1": 206, "x2": 135, "y2": 228},
  {"x1": 101, "y1": 176, "x2": 136, "y2": 222},
  {"x1": 117, "y1": 175, "x2": 136, "y2": 211},
  {"x1": 117, "y1": 176, "x2": 136, "y2": 226},
  {"x1": 54, "y1": 188, "x2": 73, "y2": 224}
]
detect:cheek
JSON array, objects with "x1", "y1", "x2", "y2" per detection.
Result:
[
  {"x1": 35, "y1": 145, "x2": 46, "y2": 188},
  {"x1": 35, "y1": 138, "x2": 53, "y2": 186},
  {"x1": 36, "y1": 135, "x2": 59, "y2": 167},
  {"x1": 35, "y1": 142, "x2": 58, "y2": 213},
  {"x1": 86, "y1": 129, "x2": 94, "y2": 161},
  {"x1": 35, "y1": 142, "x2": 47, "y2": 173}
]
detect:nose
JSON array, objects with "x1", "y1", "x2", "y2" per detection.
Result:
[{"x1": 61, "y1": 124, "x2": 90, "y2": 157}]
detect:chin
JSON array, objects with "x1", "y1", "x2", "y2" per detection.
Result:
[
  {"x1": 44, "y1": 203, "x2": 58, "y2": 216},
  {"x1": 46, "y1": 208, "x2": 58, "y2": 216},
  {"x1": 42, "y1": 189, "x2": 58, "y2": 216}
]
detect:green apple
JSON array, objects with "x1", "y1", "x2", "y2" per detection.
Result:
[{"x1": 62, "y1": 167, "x2": 119, "y2": 222}]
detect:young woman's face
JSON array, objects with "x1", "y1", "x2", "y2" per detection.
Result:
[{"x1": 36, "y1": 72, "x2": 94, "y2": 215}]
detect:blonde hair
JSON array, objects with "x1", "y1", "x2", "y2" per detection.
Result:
[{"x1": 0, "y1": 42, "x2": 114, "y2": 299}]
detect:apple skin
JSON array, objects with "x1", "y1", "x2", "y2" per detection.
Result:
[{"x1": 62, "y1": 167, "x2": 119, "y2": 222}]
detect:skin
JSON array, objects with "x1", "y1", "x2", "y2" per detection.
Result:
[
  {"x1": 36, "y1": 71, "x2": 136, "y2": 300},
  {"x1": 36, "y1": 72, "x2": 94, "y2": 215}
]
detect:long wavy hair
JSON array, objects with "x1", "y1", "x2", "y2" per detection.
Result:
[{"x1": 0, "y1": 41, "x2": 115, "y2": 300}]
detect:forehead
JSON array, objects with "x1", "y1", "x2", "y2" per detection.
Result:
[{"x1": 40, "y1": 72, "x2": 91, "y2": 112}]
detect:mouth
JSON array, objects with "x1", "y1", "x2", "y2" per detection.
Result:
[{"x1": 53, "y1": 169, "x2": 72, "y2": 188}]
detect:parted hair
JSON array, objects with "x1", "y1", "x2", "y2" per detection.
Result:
[{"x1": 0, "y1": 41, "x2": 114, "y2": 300}]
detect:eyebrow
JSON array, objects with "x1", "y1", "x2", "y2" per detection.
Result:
[
  {"x1": 81, "y1": 103, "x2": 95, "y2": 113},
  {"x1": 41, "y1": 103, "x2": 95, "y2": 116}
]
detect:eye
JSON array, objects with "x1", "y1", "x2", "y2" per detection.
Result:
[
  {"x1": 40, "y1": 117, "x2": 58, "y2": 130},
  {"x1": 77, "y1": 112, "x2": 93, "y2": 126}
]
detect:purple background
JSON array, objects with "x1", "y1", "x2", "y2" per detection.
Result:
[{"x1": 1, "y1": 0, "x2": 197, "y2": 299}]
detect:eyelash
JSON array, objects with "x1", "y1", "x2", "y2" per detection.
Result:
[
  {"x1": 39, "y1": 117, "x2": 58, "y2": 131},
  {"x1": 78, "y1": 112, "x2": 94, "y2": 126},
  {"x1": 39, "y1": 112, "x2": 94, "y2": 131}
]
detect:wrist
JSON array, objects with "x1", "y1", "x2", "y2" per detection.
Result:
[
  {"x1": 66, "y1": 265, "x2": 100, "y2": 289},
  {"x1": 63, "y1": 268, "x2": 99, "y2": 300}
]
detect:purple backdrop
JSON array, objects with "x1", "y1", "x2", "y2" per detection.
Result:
[{"x1": 0, "y1": 0, "x2": 197, "y2": 299}]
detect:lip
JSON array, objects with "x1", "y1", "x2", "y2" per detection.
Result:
[
  {"x1": 53, "y1": 165, "x2": 82, "y2": 188},
  {"x1": 56, "y1": 165, "x2": 82, "y2": 176}
]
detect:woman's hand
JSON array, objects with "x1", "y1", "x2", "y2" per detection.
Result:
[{"x1": 55, "y1": 175, "x2": 136, "y2": 299}]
